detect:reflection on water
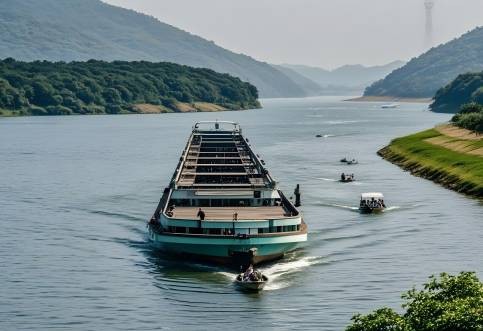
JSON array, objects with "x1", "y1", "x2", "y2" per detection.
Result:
[{"x1": 1, "y1": 96, "x2": 482, "y2": 330}]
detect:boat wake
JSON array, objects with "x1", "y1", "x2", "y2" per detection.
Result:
[
  {"x1": 214, "y1": 256, "x2": 325, "y2": 291},
  {"x1": 317, "y1": 177, "x2": 364, "y2": 185},
  {"x1": 324, "y1": 120, "x2": 369, "y2": 125},
  {"x1": 317, "y1": 177, "x2": 338, "y2": 182},
  {"x1": 319, "y1": 202, "x2": 360, "y2": 212},
  {"x1": 260, "y1": 256, "x2": 325, "y2": 291}
]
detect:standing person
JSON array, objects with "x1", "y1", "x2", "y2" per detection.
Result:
[
  {"x1": 197, "y1": 208, "x2": 205, "y2": 221},
  {"x1": 232, "y1": 211, "x2": 238, "y2": 236},
  {"x1": 197, "y1": 208, "x2": 205, "y2": 230}
]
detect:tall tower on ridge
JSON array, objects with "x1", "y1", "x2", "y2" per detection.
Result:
[{"x1": 424, "y1": 0, "x2": 435, "y2": 49}]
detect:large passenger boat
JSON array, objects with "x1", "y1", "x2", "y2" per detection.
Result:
[{"x1": 147, "y1": 121, "x2": 307, "y2": 267}]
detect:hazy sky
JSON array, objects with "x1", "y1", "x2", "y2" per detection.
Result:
[{"x1": 104, "y1": 0, "x2": 483, "y2": 69}]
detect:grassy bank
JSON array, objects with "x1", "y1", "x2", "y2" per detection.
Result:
[{"x1": 378, "y1": 126, "x2": 483, "y2": 198}]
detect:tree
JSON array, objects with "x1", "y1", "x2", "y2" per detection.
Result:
[
  {"x1": 346, "y1": 272, "x2": 483, "y2": 331},
  {"x1": 459, "y1": 103, "x2": 483, "y2": 114}
]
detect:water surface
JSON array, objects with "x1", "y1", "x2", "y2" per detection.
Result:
[{"x1": 1, "y1": 97, "x2": 482, "y2": 330}]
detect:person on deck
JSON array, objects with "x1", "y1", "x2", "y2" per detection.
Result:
[{"x1": 197, "y1": 208, "x2": 205, "y2": 221}]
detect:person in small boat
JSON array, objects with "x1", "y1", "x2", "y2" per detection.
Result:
[
  {"x1": 341, "y1": 173, "x2": 346, "y2": 181},
  {"x1": 243, "y1": 265, "x2": 254, "y2": 281}
]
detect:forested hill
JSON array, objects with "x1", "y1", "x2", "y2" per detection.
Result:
[
  {"x1": 430, "y1": 72, "x2": 483, "y2": 113},
  {"x1": 0, "y1": 59, "x2": 260, "y2": 116},
  {"x1": 364, "y1": 27, "x2": 483, "y2": 98},
  {"x1": 0, "y1": 0, "x2": 303, "y2": 98}
]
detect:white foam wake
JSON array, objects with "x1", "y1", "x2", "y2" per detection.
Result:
[{"x1": 260, "y1": 256, "x2": 324, "y2": 290}]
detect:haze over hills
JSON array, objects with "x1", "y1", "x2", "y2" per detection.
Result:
[
  {"x1": 365, "y1": 27, "x2": 483, "y2": 98},
  {"x1": 0, "y1": 0, "x2": 305, "y2": 98},
  {"x1": 281, "y1": 61, "x2": 405, "y2": 95},
  {"x1": 271, "y1": 65, "x2": 322, "y2": 96}
]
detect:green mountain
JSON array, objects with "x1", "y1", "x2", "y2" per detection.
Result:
[
  {"x1": 281, "y1": 61, "x2": 404, "y2": 94},
  {"x1": 0, "y1": 0, "x2": 304, "y2": 98},
  {"x1": 0, "y1": 59, "x2": 260, "y2": 116},
  {"x1": 365, "y1": 27, "x2": 483, "y2": 98},
  {"x1": 430, "y1": 72, "x2": 483, "y2": 113}
]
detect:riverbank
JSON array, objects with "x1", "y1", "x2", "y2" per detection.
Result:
[
  {"x1": 0, "y1": 102, "x2": 257, "y2": 117},
  {"x1": 346, "y1": 96, "x2": 431, "y2": 103},
  {"x1": 378, "y1": 125, "x2": 483, "y2": 198}
]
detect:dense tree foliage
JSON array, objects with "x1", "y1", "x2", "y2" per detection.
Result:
[
  {"x1": 451, "y1": 103, "x2": 483, "y2": 133},
  {"x1": 346, "y1": 272, "x2": 483, "y2": 331},
  {"x1": 430, "y1": 72, "x2": 483, "y2": 113},
  {"x1": 364, "y1": 27, "x2": 483, "y2": 98},
  {"x1": 0, "y1": 59, "x2": 259, "y2": 116}
]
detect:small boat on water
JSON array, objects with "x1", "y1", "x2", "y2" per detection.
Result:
[
  {"x1": 381, "y1": 103, "x2": 400, "y2": 109},
  {"x1": 359, "y1": 192, "x2": 386, "y2": 214},
  {"x1": 341, "y1": 158, "x2": 358, "y2": 165},
  {"x1": 340, "y1": 173, "x2": 355, "y2": 183},
  {"x1": 235, "y1": 267, "x2": 268, "y2": 292}
]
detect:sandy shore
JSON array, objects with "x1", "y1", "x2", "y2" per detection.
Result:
[{"x1": 346, "y1": 96, "x2": 432, "y2": 103}]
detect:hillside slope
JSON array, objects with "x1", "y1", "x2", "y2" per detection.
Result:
[
  {"x1": 0, "y1": 0, "x2": 303, "y2": 98},
  {"x1": 271, "y1": 65, "x2": 322, "y2": 96},
  {"x1": 430, "y1": 72, "x2": 483, "y2": 113},
  {"x1": 365, "y1": 27, "x2": 483, "y2": 98}
]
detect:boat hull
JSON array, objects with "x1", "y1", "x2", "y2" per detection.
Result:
[{"x1": 148, "y1": 228, "x2": 306, "y2": 266}]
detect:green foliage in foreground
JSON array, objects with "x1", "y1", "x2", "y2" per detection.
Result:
[
  {"x1": 431, "y1": 71, "x2": 483, "y2": 113},
  {"x1": 346, "y1": 272, "x2": 483, "y2": 331},
  {"x1": 0, "y1": 58, "x2": 260, "y2": 116},
  {"x1": 451, "y1": 103, "x2": 483, "y2": 133}
]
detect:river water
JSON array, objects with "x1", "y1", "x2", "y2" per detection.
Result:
[{"x1": 1, "y1": 97, "x2": 482, "y2": 330}]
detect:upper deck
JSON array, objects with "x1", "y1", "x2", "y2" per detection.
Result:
[{"x1": 172, "y1": 121, "x2": 276, "y2": 190}]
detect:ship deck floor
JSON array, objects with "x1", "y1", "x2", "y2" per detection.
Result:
[{"x1": 170, "y1": 206, "x2": 289, "y2": 220}]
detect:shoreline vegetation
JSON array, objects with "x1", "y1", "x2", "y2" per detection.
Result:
[
  {"x1": 346, "y1": 96, "x2": 431, "y2": 103},
  {"x1": 378, "y1": 124, "x2": 483, "y2": 198},
  {"x1": 0, "y1": 59, "x2": 260, "y2": 117}
]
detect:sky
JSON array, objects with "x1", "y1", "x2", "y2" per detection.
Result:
[{"x1": 104, "y1": 0, "x2": 483, "y2": 69}]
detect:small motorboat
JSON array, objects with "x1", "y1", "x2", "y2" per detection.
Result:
[
  {"x1": 340, "y1": 157, "x2": 348, "y2": 163},
  {"x1": 359, "y1": 192, "x2": 386, "y2": 214},
  {"x1": 381, "y1": 103, "x2": 400, "y2": 109},
  {"x1": 347, "y1": 159, "x2": 358, "y2": 165},
  {"x1": 340, "y1": 173, "x2": 355, "y2": 183},
  {"x1": 235, "y1": 269, "x2": 268, "y2": 292},
  {"x1": 316, "y1": 134, "x2": 323, "y2": 138}
]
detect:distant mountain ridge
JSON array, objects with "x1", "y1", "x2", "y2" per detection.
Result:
[
  {"x1": 281, "y1": 61, "x2": 404, "y2": 95},
  {"x1": 364, "y1": 27, "x2": 483, "y2": 98},
  {"x1": 0, "y1": 0, "x2": 304, "y2": 98}
]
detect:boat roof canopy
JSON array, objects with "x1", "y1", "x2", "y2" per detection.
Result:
[{"x1": 361, "y1": 192, "x2": 384, "y2": 199}]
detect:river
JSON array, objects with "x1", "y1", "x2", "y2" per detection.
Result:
[{"x1": 1, "y1": 96, "x2": 482, "y2": 330}]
